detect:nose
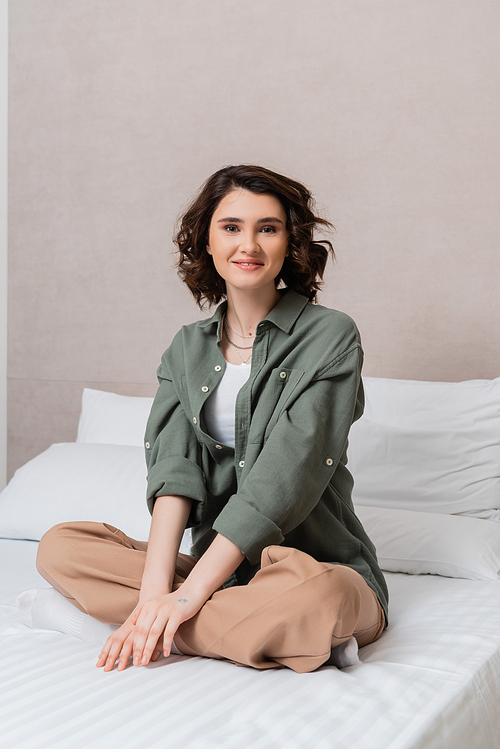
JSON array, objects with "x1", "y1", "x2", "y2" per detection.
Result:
[{"x1": 239, "y1": 230, "x2": 260, "y2": 255}]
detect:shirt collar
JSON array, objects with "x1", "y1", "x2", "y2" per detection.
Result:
[
  {"x1": 196, "y1": 289, "x2": 309, "y2": 335},
  {"x1": 197, "y1": 301, "x2": 227, "y2": 338},
  {"x1": 264, "y1": 289, "x2": 309, "y2": 333}
]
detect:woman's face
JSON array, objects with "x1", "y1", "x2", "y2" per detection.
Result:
[{"x1": 207, "y1": 189, "x2": 289, "y2": 299}]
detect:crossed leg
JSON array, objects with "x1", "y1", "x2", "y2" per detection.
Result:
[{"x1": 36, "y1": 521, "x2": 385, "y2": 673}]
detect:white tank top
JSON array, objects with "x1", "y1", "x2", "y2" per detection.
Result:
[{"x1": 203, "y1": 361, "x2": 251, "y2": 448}]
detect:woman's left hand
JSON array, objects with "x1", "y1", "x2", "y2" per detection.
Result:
[{"x1": 96, "y1": 590, "x2": 204, "y2": 672}]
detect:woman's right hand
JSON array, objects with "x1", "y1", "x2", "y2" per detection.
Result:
[
  {"x1": 97, "y1": 531, "x2": 245, "y2": 672},
  {"x1": 96, "y1": 588, "x2": 206, "y2": 672},
  {"x1": 129, "y1": 590, "x2": 204, "y2": 665}
]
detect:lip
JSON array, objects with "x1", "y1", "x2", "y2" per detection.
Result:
[{"x1": 232, "y1": 260, "x2": 264, "y2": 268}]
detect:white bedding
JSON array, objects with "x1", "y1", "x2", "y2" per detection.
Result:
[
  {"x1": 1, "y1": 539, "x2": 500, "y2": 749},
  {"x1": 2, "y1": 380, "x2": 500, "y2": 748}
]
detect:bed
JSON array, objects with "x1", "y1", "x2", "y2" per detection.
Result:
[{"x1": 1, "y1": 377, "x2": 499, "y2": 749}]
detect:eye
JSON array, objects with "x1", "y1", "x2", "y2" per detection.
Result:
[
  {"x1": 260, "y1": 225, "x2": 277, "y2": 234},
  {"x1": 224, "y1": 224, "x2": 240, "y2": 233}
]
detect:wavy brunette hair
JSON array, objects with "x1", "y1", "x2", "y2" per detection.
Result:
[{"x1": 175, "y1": 165, "x2": 334, "y2": 308}]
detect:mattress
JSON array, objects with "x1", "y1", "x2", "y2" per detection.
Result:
[{"x1": 1, "y1": 539, "x2": 500, "y2": 749}]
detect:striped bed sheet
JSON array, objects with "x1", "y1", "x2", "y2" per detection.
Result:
[{"x1": 1, "y1": 538, "x2": 500, "y2": 749}]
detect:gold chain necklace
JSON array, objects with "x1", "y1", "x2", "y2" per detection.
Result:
[
  {"x1": 223, "y1": 319, "x2": 253, "y2": 350},
  {"x1": 233, "y1": 347, "x2": 252, "y2": 365},
  {"x1": 225, "y1": 317, "x2": 254, "y2": 339},
  {"x1": 223, "y1": 318, "x2": 253, "y2": 364}
]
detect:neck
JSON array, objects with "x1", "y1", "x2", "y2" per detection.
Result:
[{"x1": 225, "y1": 286, "x2": 282, "y2": 337}]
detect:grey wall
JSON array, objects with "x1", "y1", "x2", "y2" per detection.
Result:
[{"x1": 8, "y1": 0, "x2": 500, "y2": 477}]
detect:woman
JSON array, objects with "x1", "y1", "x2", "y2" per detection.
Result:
[{"x1": 19, "y1": 165, "x2": 388, "y2": 673}]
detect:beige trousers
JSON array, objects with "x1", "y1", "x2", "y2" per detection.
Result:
[{"x1": 36, "y1": 521, "x2": 385, "y2": 673}]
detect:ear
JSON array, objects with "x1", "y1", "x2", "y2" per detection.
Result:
[{"x1": 206, "y1": 245, "x2": 212, "y2": 256}]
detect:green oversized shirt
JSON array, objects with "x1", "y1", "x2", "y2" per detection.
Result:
[{"x1": 144, "y1": 290, "x2": 388, "y2": 621}]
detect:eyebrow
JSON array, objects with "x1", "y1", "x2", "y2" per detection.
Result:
[{"x1": 217, "y1": 216, "x2": 284, "y2": 224}]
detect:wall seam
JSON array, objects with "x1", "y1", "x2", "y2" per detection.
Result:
[{"x1": 0, "y1": 0, "x2": 8, "y2": 490}]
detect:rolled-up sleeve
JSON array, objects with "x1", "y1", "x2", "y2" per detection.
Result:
[
  {"x1": 144, "y1": 353, "x2": 206, "y2": 518},
  {"x1": 213, "y1": 342, "x2": 364, "y2": 565}
]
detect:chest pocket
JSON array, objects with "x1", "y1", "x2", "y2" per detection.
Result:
[{"x1": 249, "y1": 367, "x2": 305, "y2": 444}]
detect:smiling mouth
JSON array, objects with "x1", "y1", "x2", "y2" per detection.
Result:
[{"x1": 233, "y1": 261, "x2": 264, "y2": 267}]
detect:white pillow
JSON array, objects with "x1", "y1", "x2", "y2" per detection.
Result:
[
  {"x1": 349, "y1": 377, "x2": 500, "y2": 514},
  {"x1": 356, "y1": 504, "x2": 500, "y2": 580},
  {"x1": 0, "y1": 443, "x2": 152, "y2": 541},
  {"x1": 77, "y1": 388, "x2": 154, "y2": 447},
  {"x1": 0, "y1": 443, "x2": 192, "y2": 554}
]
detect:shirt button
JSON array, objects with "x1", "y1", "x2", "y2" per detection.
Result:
[
  {"x1": 215, "y1": 444, "x2": 223, "y2": 450},
  {"x1": 238, "y1": 460, "x2": 245, "y2": 468},
  {"x1": 201, "y1": 386, "x2": 209, "y2": 392},
  {"x1": 325, "y1": 457, "x2": 333, "y2": 466},
  {"x1": 145, "y1": 442, "x2": 151, "y2": 449},
  {"x1": 193, "y1": 417, "x2": 197, "y2": 424},
  {"x1": 215, "y1": 365, "x2": 222, "y2": 372},
  {"x1": 279, "y1": 371, "x2": 287, "y2": 379}
]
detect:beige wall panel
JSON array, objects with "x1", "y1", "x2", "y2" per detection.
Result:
[{"x1": 8, "y1": 0, "x2": 500, "y2": 476}]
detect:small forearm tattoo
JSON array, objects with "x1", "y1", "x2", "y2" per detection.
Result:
[{"x1": 178, "y1": 598, "x2": 188, "y2": 604}]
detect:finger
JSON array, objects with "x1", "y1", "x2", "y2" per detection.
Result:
[
  {"x1": 117, "y1": 633, "x2": 135, "y2": 672},
  {"x1": 103, "y1": 633, "x2": 131, "y2": 672},
  {"x1": 138, "y1": 619, "x2": 165, "y2": 666},
  {"x1": 162, "y1": 616, "x2": 182, "y2": 658},
  {"x1": 132, "y1": 611, "x2": 162, "y2": 666},
  {"x1": 96, "y1": 631, "x2": 119, "y2": 668},
  {"x1": 103, "y1": 641, "x2": 124, "y2": 672},
  {"x1": 151, "y1": 646, "x2": 162, "y2": 663},
  {"x1": 96, "y1": 642, "x2": 111, "y2": 668},
  {"x1": 130, "y1": 606, "x2": 142, "y2": 626}
]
